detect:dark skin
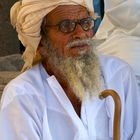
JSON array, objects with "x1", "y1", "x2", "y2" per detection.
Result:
[{"x1": 39, "y1": 5, "x2": 94, "y2": 117}]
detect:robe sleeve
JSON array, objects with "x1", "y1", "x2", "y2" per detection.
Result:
[
  {"x1": 122, "y1": 65, "x2": 140, "y2": 140},
  {"x1": 0, "y1": 85, "x2": 45, "y2": 140}
]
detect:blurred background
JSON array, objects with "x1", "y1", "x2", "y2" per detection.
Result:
[
  {"x1": 0, "y1": 0, "x2": 19, "y2": 56},
  {"x1": 0, "y1": 0, "x2": 24, "y2": 71},
  {"x1": 0, "y1": 0, "x2": 23, "y2": 97}
]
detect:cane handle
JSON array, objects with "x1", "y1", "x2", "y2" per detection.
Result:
[{"x1": 99, "y1": 89, "x2": 121, "y2": 140}]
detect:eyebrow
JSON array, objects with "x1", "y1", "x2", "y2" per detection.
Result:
[{"x1": 44, "y1": 9, "x2": 90, "y2": 26}]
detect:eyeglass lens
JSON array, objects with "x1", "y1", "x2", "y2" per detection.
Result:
[{"x1": 59, "y1": 17, "x2": 94, "y2": 33}]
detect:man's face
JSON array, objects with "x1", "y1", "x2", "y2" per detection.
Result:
[
  {"x1": 40, "y1": 5, "x2": 101, "y2": 101},
  {"x1": 44, "y1": 5, "x2": 94, "y2": 57}
]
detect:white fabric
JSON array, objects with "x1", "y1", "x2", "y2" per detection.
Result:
[
  {"x1": 10, "y1": 0, "x2": 95, "y2": 71},
  {"x1": 0, "y1": 55, "x2": 140, "y2": 140},
  {"x1": 95, "y1": 0, "x2": 140, "y2": 86}
]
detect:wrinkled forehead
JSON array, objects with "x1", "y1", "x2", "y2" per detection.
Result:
[{"x1": 45, "y1": 5, "x2": 90, "y2": 24}]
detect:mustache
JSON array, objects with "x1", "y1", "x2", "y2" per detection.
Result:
[{"x1": 66, "y1": 38, "x2": 93, "y2": 49}]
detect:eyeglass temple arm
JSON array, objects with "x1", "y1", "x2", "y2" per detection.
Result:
[{"x1": 99, "y1": 89, "x2": 121, "y2": 140}]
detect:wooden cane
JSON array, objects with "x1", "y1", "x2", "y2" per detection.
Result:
[{"x1": 99, "y1": 89, "x2": 121, "y2": 140}]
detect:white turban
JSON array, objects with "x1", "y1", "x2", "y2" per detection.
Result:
[{"x1": 10, "y1": 0, "x2": 95, "y2": 71}]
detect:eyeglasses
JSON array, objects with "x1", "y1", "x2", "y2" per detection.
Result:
[{"x1": 46, "y1": 17, "x2": 94, "y2": 34}]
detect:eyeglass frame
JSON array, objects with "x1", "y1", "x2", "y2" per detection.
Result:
[{"x1": 45, "y1": 17, "x2": 95, "y2": 34}]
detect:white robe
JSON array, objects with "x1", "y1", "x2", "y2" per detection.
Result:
[
  {"x1": 95, "y1": 0, "x2": 140, "y2": 86},
  {"x1": 0, "y1": 55, "x2": 140, "y2": 140}
]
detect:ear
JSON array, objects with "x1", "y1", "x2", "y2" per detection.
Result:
[{"x1": 37, "y1": 40, "x2": 48, "y2": 58}]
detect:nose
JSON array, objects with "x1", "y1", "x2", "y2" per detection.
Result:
[{"x1": 72, "y1": 24, "x2": 87, "y2": 40}]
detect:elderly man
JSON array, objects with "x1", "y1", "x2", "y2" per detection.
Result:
[{"x1": 0, "y1": 0, "x2": 140, "y2": 140}]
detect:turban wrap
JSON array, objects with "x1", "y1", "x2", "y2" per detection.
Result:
[{"x1": 10, "y1": 0, "x2": 95, "y2": 71}]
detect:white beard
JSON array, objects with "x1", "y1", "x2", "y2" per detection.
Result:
[{"x1": 42, "y1": 38, "x2": 102, "y2": 102}]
